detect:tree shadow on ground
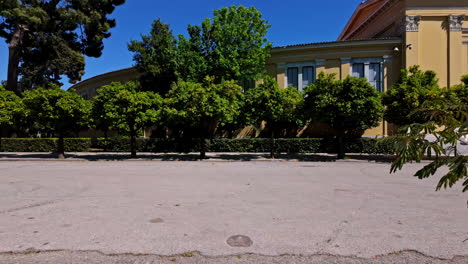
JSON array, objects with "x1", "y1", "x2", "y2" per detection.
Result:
[{"x1": 0, "y1": 152, "x2": 396, "y2": 163}]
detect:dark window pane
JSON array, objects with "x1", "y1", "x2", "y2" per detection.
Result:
[{"x1": 287, "y1": 67, "x2": 299, "y2": 88}]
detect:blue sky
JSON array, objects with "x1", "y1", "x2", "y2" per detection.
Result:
[{"x1": 0, "y1": 0, "x2": 363, "y2": 89}]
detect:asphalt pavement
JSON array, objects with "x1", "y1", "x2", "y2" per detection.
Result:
[{"x1": 0, "y1": 160, "x2": 467, "y2": 263}]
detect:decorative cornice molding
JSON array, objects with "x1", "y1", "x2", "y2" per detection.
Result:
[
  {"x1": 449, "y1": 15, "x2": 464, "y2": 31},
  {"x1": 383, "y1": 55, "x2": 393, "y2": 63},
  {"x1": 404, "y1": 16, "x2": 421, "y2": 32},
  {"x1": 340, "y1": 57, "x2": 351, "y2": 64},
  {"x1": 315, "y1": 59, "x2": 326, "y2": 66},
  {"x1": 277, "y1": 63, "x2": 287, "y2": 69}
]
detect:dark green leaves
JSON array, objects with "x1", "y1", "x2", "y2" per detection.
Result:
[{"x1": 303, "y1": 73, "x2": 384, "y2": 133}]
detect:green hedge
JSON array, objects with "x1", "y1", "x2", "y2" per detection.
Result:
[
  {"x1": 0, "y1": 138, "x2": 91, "y2": 152},
  {"x1": 0, "y1": 137, "x2": 395, "y2": 154}
]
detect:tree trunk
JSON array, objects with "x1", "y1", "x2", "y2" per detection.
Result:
[
  {"x1": 57, "y1": 134, "x2": 65, "y2": 159},
  {"x1": 7, "y1": 25, "x2": 26, "y2": 95},
  {"x1": 103, "y1": 129, "x2": 109, "y2": 151},
  {"x1": 337, "y1": 132, "x2": 346, "y2": 160},
  {"x1": 200, "y1": 128, "x2": 206, "y2": 160},
  {"x1": 270, "y1": 128, "x2": 275, "y2": 159},
  {"x1": 130, "y1": 130, "x2": 137, "y2": 158}
]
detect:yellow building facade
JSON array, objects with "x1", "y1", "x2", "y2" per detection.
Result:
[{"x1": 71, "y1": 0, "x2": 468, "y2": 137}]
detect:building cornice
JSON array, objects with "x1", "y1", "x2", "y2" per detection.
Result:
[
  {"x1": 339, "y1": 0, "x2": 401, "y2": 41},
  {"x1": 272, "y1": 38, "x2": 401, "y2": 53},
  {"x1": 68, "y1": 67, "x2": 138, "y2": 91}
]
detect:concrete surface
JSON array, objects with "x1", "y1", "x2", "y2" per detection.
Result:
[{"x1": 0, "y1": 161, "x2": 467, "y2": 263}]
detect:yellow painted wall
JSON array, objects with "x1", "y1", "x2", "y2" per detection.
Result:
[{"x1": 418, "y1": 17, "x2": 449, "y2": 87}]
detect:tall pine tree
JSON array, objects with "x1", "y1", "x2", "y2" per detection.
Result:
[{"x1": 0, "y1": 0, "x2": 125, "y2": 94}]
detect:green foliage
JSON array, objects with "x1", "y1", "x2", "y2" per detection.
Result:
[
  {"x1": 93, "y1": 81, "x2": 163, "y2": 157},
  {"x1": 244, "y1": 76, "x2": 303, "y2": 129},
  {"x1": 22, "y1": 85, "x2": 91, "y2": 136},
  {"x1": 1, "y1": 137, "x2": 395, "y2": 155},
  {"x1": 303, "y1": 73, "x2": 383, "y2": 158},
  {"x1": 390, "y1": 96, "x2": 468, "y2": 192},
  {"x1": 200, "y1": 5, "x2": 272, "y2": 83},
  {"x1": 304, "y1": 73, "x2": 383, "y2": 133},
  {"x1": 0, "y1": 0, "x2": 125, "y2": 91},
  {"x1": 382, "y1": 66, "x2": 441, "y2": 126},
  {"x1": 165, "y1": 78, "x2": 243, "y2": 129},
  {"x1": 164, "y1": 79, "x2": 243, "y2": 158},
  {"x1": 461, "y1": 74, "x2": 468, "y2": 86},
  {"x1": 243, "y1": 76, "x2": 303, "y2": 158},
  {"x1": 0, "y1": 138, "x2": 91, "y2": 152},
  {"x1": 129, "y1": 5, "x2": 271, "y2": 91},
  {"x1": 0, "y1": 85, "x2": 23, "y2": 129},
  {"x1": 128, "y1": 19, "x2": 178, "y2": 94}
]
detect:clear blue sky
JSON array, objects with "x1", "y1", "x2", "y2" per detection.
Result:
[{"x1": 0, "y1": 0, "x2": 363, "y2": 89}]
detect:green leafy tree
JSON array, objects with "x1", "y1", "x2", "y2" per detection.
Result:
[
  {"x1": 0, "y1": 85, "x2": 24, "y2": 150},
  {"x1": 22, "y1": 85, "x2": 91, "y2": 158},
  {"x1": 390, "y1": 97, "x2": 467, "y2": 192},
  {"x1": 198, "y1": 5, "x2": 272, "y2": 83},
  {"x1": 130, "y1": 6, "x2": 271, "y2": 91},
  {"x1": 165, "y1": 78, "x2": 243, "y2": 159},
  {"x1": 461, "y1": 74, "x2": 468, "y2": 86},
  {"x1": 244, "y1": 76, "x2": 303, "y2": 158},
  {"x1": 0, "y1": 0, "x2": 125, "y2": 94},
  {"x1": 94, "y1": 82, "x2": 163, "y2": 158},
  {"x1": 382, "y1": 66, "x2": 441, "y2": 126},
  {"x1": 128, "y1": 19, "x2": 178, "y2": 95},
  {"x1": 303, "y1": 73, "x2": 384, "y2": 159}
]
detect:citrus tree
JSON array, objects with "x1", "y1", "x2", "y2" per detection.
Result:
[
  {"x1": 0, "y1": 85, "x2": 24, "y2": 150},
  {"x1": 243, "y1": 76, "x2": 303, "y2": 158},
  {"x1": 22, "y1": 85, "x2": 91, "y2": 158},
  {"x1": 382, "y1": 66, "x2": 441, "y2": 126},
  {"x1": 93, "y1": 81, "x2": 163, "y2": 158},
  {"x1": 303, "y1": 73, "x2": 383, "y2": 159},
  {"x1": 165, "y1": 78, "x2": 243, "y2": 159}
]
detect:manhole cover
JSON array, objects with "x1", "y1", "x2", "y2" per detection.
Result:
[{"x1": 227, "y1": 235, "x2": 253, "y2": 247}]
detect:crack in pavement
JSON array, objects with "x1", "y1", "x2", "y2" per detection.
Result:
[{"x1": 0, "y1": 249, "x2": 467, "y2": 264}]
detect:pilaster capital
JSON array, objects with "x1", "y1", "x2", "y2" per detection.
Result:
[
  {"x1": 403, "y1": 16, "x2": 421, "y2": 32},
  {"x1": 449, "y1": 15, "x2": 464, "y2": 31}
]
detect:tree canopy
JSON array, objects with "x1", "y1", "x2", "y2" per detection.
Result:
[
  {"x1": 128, "y1": 19, "x2": 178, "y2": 95},
  {"x1": 22, "y1": 85, "x2": 92, "y2": 158},
  {"x1": 93, "y1": 81, "x2": 163, "y2": 158},
  {"x1": 303, "y1": 73, "x2": 384, "y2": 159},
  {"x1": 0, "y1": 85, "x2": 23, "y2": 130},
  {"x1": 165, "y1": 78, "x2": 244, "y2": 158},
  {"x1": 382, "y1": 66, "x2": 441, "y2": 126},
  {"x1": 243, "y1": 76, "x2": 303, "y2": 157},
  {"x1": 129, "y1": 5, "x2": 271, "y2": 94},
  {"x1": 0, "y1": 0, "x2": 125, "y2": 93},
  {"x1": 389, "y1": 96, "x2": 467, "y2": 192}
]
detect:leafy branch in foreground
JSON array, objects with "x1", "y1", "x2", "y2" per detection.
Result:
[{"x1": 389, "y1": 99, "x2": 468, "y2": 192}]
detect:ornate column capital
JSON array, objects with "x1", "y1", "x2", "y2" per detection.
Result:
[
  {"x1": 449, "y1": 15, "x2": 464, "y2": 31},
  {"x1": 404, "y1": 16, "x2": 421, "y2": 32}
]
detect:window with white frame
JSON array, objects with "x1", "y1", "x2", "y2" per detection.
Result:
[
  {"x1": 285, "y1": 62, "x2": 315, "y2": 91},
  {"x1": 351, "y1": 59, "x2": 383, "y2": 92}
]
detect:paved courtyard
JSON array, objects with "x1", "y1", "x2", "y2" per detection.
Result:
[{"x1": 0, "y1": 160, "x2": 467, "y2": 263}]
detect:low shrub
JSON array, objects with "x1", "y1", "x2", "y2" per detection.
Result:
[
  {"x1": 0, "y1": 138, "x2": 91, "y2": 152},
  {"x1": 0, "y1": 137, "x2": 395, "y2": 154}
]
